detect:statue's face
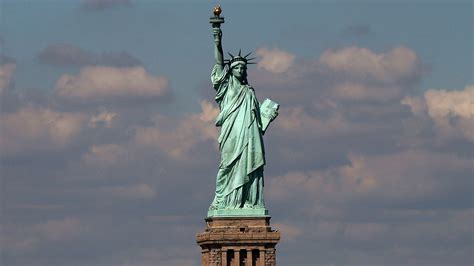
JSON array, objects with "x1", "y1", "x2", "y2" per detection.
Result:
[{"x1": 232, "y1": 64, "x2": 246, "y2": 81}]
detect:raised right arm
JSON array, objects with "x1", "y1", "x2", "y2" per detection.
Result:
[{"x1": 213, "y1": 28, "x2": 224, "y2": 71}]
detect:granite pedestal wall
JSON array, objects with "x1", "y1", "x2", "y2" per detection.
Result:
[{"x1": 196, "y1": 216, "x2": 280, "y2": 266}]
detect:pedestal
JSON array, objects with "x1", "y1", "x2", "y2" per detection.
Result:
[{"x1": 196, "y1": 216, "x2": 280, "y2": 266}]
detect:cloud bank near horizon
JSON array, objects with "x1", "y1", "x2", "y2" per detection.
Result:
[{"x1": 2, "y1": 42, "x2": 472, "y2": 265}]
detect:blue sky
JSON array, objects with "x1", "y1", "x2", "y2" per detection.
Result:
[
  {"x1": 2, "y1": 1, "x2": 471, "y2": 107},
  {"x1": 0, "y1": 0, "x2": 472, "y2": 265}
]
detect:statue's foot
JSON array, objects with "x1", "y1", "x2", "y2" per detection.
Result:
[{"x1": 243, "y1": 203, "x2": 255, "y2": 209}]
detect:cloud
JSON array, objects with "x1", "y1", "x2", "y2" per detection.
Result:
[
  {"x1": 125, "y1": 247, "x2": 199, "y2": 266},
  {"x1": 0, "y1": 107, "x2": 86, "y2": 156},
  {"x1": 0, "y1": 54, "x2": 15, "y2": 65},
  {"x1": 0, "y1": 62, "x2": 16, "y2": 94},
  {"x1": 320, "y1": 46, "x2": 422, "y2": 84},
  {"x1": 247, "y1": 45, "x2": 470, "y2": 264},
  {"x1": 256, "y1": 47, "x2": 295, "y2": 74},
  {"x1": 268, "y1": 150, "x2": 473, "y2": 210},
  {"x1": 331, "y1": 82, "x2": 402, "y2": 102},
  {"x1": 402, "y1": 85, "x2": 474, "y2": 141},
  {"x1": 400, "y1": 95, "x2": 427, "y2": 116},
  {"x1": 54, "y1": 66, "x2": 168, "y2": 103},
  {"x1": 81, "y1": 0, "x2": 132, "y2": 11},
  {"x1": 250, "y1": 46, "x2": 425, "y2": 115},
  {"x1": 2, "y1": 217, "x2": 88, "y2": 253},
  {"x1": 273, "y1": 106, "x2": 396, "y2": 141},
  {"x1": 35, "y1": 218, "x2": 85, "y2": 242},
  {"x1": 343, "y1": 222, "x2": 389, "y2": 242},
  {"x1": 2, "y1": 37, "x2": 470, "y2": 265},
  {"x1": 425, "y1": 85, "x2": 474, "y2": 119},
  {"x1": 132, "y1": 100, "x2": 218, "y2": 159},
  {"x1": 82, "y1": 144, "x2": 127, "y2": 167},
  {"x1": 266, "y1": 150, "x2": 472, "y2": 265},
  {"x1": 277, "y1": 209, "x2": 472, "y2": 265},
  {"x1": 88, "y1": 109, "x2": 117, "y2": 128},
  {"x1": 38, "y1": 44, "x2": 141, "y2": 67},
  {"x1": 272, "y1": 223, "x2": 303, "y2": 241}
]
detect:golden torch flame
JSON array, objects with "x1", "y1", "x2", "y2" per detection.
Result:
[{"x1": 213, "y1": 5, "x2": 222, "y2": 17}]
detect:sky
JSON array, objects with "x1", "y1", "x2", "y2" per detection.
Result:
[{"x1": 0, "y1": 0, "x2": 472, "y2": 265}]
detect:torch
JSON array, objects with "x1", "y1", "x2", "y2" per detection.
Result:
[{"x1": 209, "y1": 5, "x2": 225, "y2": 28}]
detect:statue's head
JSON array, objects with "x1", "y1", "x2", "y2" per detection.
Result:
[
  {"x1": 231, "y1": 61, "x2": 247, "y2": 81},
  {"x1": 227, "y1": 50, "x2": 255, "y2": 83}
]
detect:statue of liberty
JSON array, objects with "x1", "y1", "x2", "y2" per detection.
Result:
[{"x1": 208, "y1": 6, "x2": 279, "y2": 216}]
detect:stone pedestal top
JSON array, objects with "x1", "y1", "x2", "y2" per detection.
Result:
[
  {"x1": 205, "y1": 216, "x2": 271, "y2": 228},
  {"x1": 197, "y1": 216, "x2": 280, "y2": 246}
]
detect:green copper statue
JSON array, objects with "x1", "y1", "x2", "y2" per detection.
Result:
[{"x1": 208, "y1": 6, "x2": 279, "y2": 217}]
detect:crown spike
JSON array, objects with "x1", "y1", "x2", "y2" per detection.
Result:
[
  {"x1": 246, "y1": 57, "x2": 257, "y2": 61},
  {"x1": 238, "y1": 49, "x2": 242, "y2": 56},
  {"x1": 227, "y1": 52, "x2": 234, "y2": 58},
  {"x1": 244, "y1": 52, "x2": 253, "y2": 58}
]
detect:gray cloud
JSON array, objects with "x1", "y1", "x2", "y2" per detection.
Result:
[
  {"x1": 81, "y1": 0, "x2": 132, "y2": 11},
  {"x1": 0, "y1": 54, "x2": 15, "y2": 65},
  {"x1": 2, "y1": 43, "x2": 472, "y2": 265},
  {"x1": 0, "y1": 62, "x2": 16, "y2": 96},
  {"x1": 37, "y1": 44, "x2": 141, "y2": 67},
  {"x1": 268, "y1": 150, "x2": 473, "y2": 212},
  {"x1": 251, "y1": 46, "x2": 426, "y2": 113},
  {"x1": 0, "y1": 107, "x2": 87, "y2": 157}
]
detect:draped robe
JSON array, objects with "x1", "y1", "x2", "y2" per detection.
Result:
[{"x1": 209, "y1": 64, "x2": 266, "y2": 210}]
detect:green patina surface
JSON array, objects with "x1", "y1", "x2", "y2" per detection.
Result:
[
  {"x1": 207, "y1": 9, "x2": 279, "y2": 218},
  {"x1": 208, "y1": 208, "x2": 269, "y2": 218}
]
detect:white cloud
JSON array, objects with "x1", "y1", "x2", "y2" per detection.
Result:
[
  {"x1": 0, "y1": 63, "x2": 16, "y2": 94},
  {"x1": 425, "y1": 85, "x2": 474, "y2": 141},
  {"x1": 320, "y1": 46, "x2": 421, "y2": 83},
  {"x1": 55, "y1": 66, "x2": 168, "y2": 102},
  {"x1": 425, "y1": 85, "x2": 474, "y2": 119},
  {"x1": 256, "y1": 47, "x2": 295, "y2": 74},
  {"x1": 402, "y1": 85, "x2": 474, "y2": 141},
  {"x1": 0, "y1": 107, "x2": 86, "y2": 156}
]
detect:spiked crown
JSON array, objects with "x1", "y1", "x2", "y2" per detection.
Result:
[{"x1": 225, "y1": 50, "x2": 256, "y2": 68}]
